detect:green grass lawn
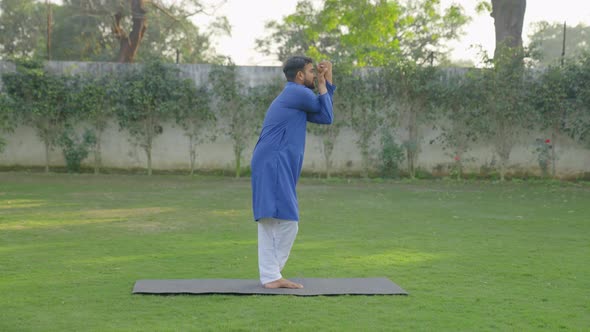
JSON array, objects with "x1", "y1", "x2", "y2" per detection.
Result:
[{"x1": 1, "y1": 173, "x2": 589, "y2": 331}]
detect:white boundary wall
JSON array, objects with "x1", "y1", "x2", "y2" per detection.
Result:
[{"x1": 1, "y1": 61, "x2": 589, "y2": 177}]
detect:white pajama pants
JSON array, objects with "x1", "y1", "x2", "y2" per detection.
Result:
[{"x1": 257, "y1": 218, "x2": 299, "y2": 285}]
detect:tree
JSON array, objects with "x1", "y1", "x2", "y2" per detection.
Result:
[
  {"x1": 255, "y1": 1, "x2": 322, "y2": 64},
  {"x1": 307, "y1": 121, "x2": 341, "y2": 178},
  {"x1": 116, "y1": 61, "x2": 180, "y2": 175},
  {"x1": 489, "y1": 0, "x2": 527, "y2": 57},
  {"x1": 565, "y1": 53, "x2": 590, "y2": 148},
  {"x1": 209, "y1": 62, "x2": 246, "y2": 178},
  {"x1": 48, "y1": 1, "x2": 116, "y2": 61},
  {"x1": 477, "y1": 0, "x2": 530, "y2": 181},
  {"x1": 1, "y1": 60, "x2": 73, "y2": 172},
  {"x1": 0, "y1": 92, "x2": 17, "y2": 154},
  {"x1": 256, "y1": 0, "x2": 469, "y2": 67},
  {"x1": 173, "y1": 81, "x2": 215, "y2": 175},
  {"x1": 0, "y1": 0, "x2": 228, "y2": 63},
  {"x1": 530, "y1": 63, "x2": 579, "y2": 176},
  {"x1": 0, "y1": 0, "x2": 45, "y2": 59},
  {"x1": 341, "y1": 70, "x2": 384, "y2": 178},
  {"x1": 433, "y1": 69, "x2": 485, "y2": 179},
  {"x1": 73, "y1": 73, "x2": 119, "y2": 174},
  {"x1": 138, "y1": 8, "x2": 230, "y2": 64},
  {"x1": 50, "y1": 0, "x2": 230, "y2": 63},
  {"x1": 476, "y1": 49, "x2": 535, "y2": 181},
  {"x1": 383, "y1": 61, "x2": 440, "y2": 179},
  {"x1": 397, "y1": 0, "x2": 470, "y2": 65},
  {"x1": 209, "y1": 62, "x2": 278, "y2": 178},
  {"x1": 528, "y1": 22, "x2": 590, "y2": 67},
  {"x1": 107, "y1": 0, "x2": 229, "y2": 63}
]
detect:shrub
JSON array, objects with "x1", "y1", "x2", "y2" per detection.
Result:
[
  {"x1": 534, "y1": 138, "x2": 552, "y2": 177},
  {"x1": 59, "y1": 129, "x2": 96, "y2": 173},
  {"x1": 379, "y1": 130, "x2": 405, "y2": 178}
]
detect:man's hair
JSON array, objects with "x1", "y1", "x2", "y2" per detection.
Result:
[{"x1": 282, "y1": 56, "x2": 313, "y2": 81}]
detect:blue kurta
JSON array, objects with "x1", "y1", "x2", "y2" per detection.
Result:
[{"x1": 251, "y1": 81, "x2": 336, "y2": 221}]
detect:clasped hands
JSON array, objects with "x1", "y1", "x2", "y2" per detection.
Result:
[{"x1": 317, "y1": 60, "x2": 333, "y2": 85}]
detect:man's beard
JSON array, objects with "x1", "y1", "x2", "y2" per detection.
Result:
[{"x1": 304, "y1": 79, "x2": 315, "y2": 90}]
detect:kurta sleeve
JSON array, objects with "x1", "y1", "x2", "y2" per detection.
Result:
[
  {"x1": 284, "y1": 84, "x2": 323, "y2": 113},
  {"x1": 307, "y1": 81, "x2": 336, "y2": 124}
]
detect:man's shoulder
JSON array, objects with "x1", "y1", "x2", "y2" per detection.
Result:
[{"x1": 283, "y1": 82, "x2": 314, "y2": 96}]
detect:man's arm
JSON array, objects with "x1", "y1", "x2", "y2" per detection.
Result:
[
  {"x1": 307, "y1": 61, "x2": 335, "y2": 124},
  {"x1": 286, "y1": 61, "x2": 331, "y2": 113},
  {"x1": 290, "y1": 86, "x2": 324, "y2": 113},
  {"x1": 306, "y1": 82, "x2": 335, "y2": 124}
]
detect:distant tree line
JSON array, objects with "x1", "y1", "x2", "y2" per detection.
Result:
[{"x1": 0, "y1": 0, "x2": 229, "y2": 63}]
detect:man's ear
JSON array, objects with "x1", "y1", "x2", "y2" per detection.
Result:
[{"x1": 296, "y1": 70, "x2": 303, "y2": 81}]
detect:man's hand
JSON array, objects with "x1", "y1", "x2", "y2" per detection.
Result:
[{"x1": 319, "y1": 60, "x2": 333, "y2": 84}]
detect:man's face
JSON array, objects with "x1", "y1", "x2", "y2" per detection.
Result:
[{"x1": 301, "y1": 63, "x2": 316, "y2": 90}]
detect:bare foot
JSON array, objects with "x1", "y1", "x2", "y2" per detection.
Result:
[{"x1": 263, "y1": 278, "x2": 304, "y2": 289}]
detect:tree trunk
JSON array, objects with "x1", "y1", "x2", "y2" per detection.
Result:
[
  {"x1": 113, "y1": 0, "x2": 147, "y2": 63},
  {"x1": 94, "y1": 131, "x2": 102, "y2": 175},
  {"x1": 498, "y1": 147, "x2": 510, "y2": 181},
  {"x1": 235, "y1": 149, "x2": 241, "y2": 178},
  {"x1": 361, "y1": 145, "x2": 370, "y2": 179},
  {"x1": 491, "y1": 0, "x2": 527, "y2": 57},
  {"x1": 46, "y1": 0, "x2": 52, "y2": 60},
  {"x1": 145, "y1": 131, "x2": 153, "y2": 176},
  {"x1": 455, "y1": 138, "x2": 468, "y2": 180},
  {"x1": 489, "y1": 1, "x2": 526, "y2": 182},
  {"x1": 407, "y1": 111, "x2": 418, "y2": 179},
  {"x1": 551, "y1": 108, "x2": 565, "y2": 177},
  {"x1": 323, "y1": 142, "x2": 333, "y2": 179},
  {"x1": 189, "y1": 135, "x2": 196, "y2": 176},
  {"x1": 146, "y1": 147, "x2": 152, "y2": 176},
  {"x1": 455, "y1": 151, "x2": 463, "y2": 180},
  {"x1": 44, "y1": 140, "x2": 50, "y2": 173}
]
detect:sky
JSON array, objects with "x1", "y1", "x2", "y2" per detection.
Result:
[{"x1": 198, "y1": 0, "x2": 590, "y2": 66}]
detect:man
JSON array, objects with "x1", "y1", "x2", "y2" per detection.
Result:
[{"x1": 251, "y1": 56, "x2": 335, "y2": 289}]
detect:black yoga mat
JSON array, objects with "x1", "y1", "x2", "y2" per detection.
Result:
[{"x1": 133, "y1": 277, "x2": 407, "y2": 296}]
